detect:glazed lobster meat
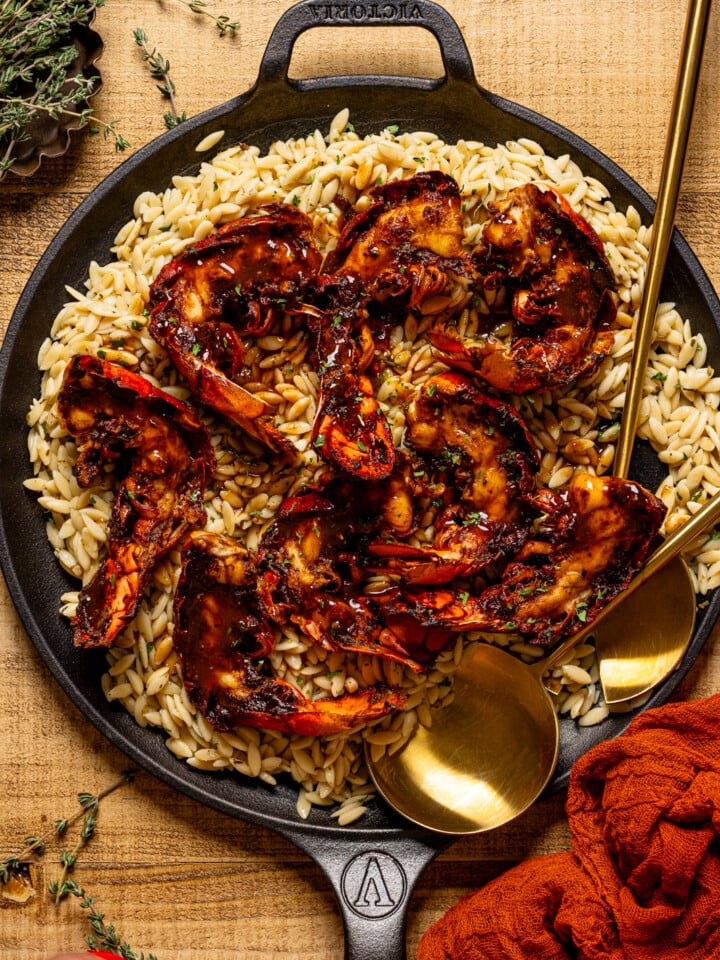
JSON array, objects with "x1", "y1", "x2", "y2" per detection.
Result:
[
  {"x1": 173, "y1": 531, "x2": 406, "y2": 735},
  {"x1": 149, "y1": 205, "x2": 322, "y2": 453},
  {"x1": 58, "y1": 354, "x2": 215, "y2": 648},
  {"x1": 309, "y1": 171, "x2": 473, "y2": 479},
  {"x1": 324, "y1": 170, "x2": 472, "y2": 306},
  {"x1": 367, "y1": 372, "x2": 539, "y2": 584},
  {"x1": 391, "y1": 472, "x2": 666, "y2": 646},
  {"x1": 306, "y1": 276, "x2": 396, "y2": 480},
  {"x1": 61, "y1": 169, "x2": 670, "y2": 743},
  {"x1": 256, "y1": 488, "x2": 454, "y2": 669},
  {"x1": 430, "y1": 182, "x2": 617, "y2": 393}
]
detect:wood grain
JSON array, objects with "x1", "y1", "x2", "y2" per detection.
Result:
[{"x1": 2, "y1": 1, "x2": 720, "y2": 956}]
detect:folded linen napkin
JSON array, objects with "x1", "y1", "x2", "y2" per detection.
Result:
[{"x1": 418, "y1": 694, "x2": 720, "y2": 959}]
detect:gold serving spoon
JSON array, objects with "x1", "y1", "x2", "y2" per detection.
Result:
[
  {"x1": 366, "y1": 0, "x2": 720, "y2": 834},
  {"x1": 594, "y1": 0, "x2": 712, "y2": 705},
  {"x1": 366, "y1": 0, "x2": 715, "y2": 832},
  {"x1": 367, "y1": 483, "x2": 720, "y2": 834}
]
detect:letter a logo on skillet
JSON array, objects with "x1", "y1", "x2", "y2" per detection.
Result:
[{"x1": 341, "y1": 851, "x2": 407, "y2": 919}]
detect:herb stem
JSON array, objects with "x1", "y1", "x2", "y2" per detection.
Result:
[
  {"x1": 1, "y1": 769, "x2": 134, "y2": 873},
  {"x1": 0, "y1": 96, "x2": 130, "y2": 152},
  {"x1": 133, "y1": 27, "x2": 186, "y2": 130},
  {"x1": 0, "y1": 770, "x2": 153, "y2": 956},
  {"x1": 175, "y1": 0, "x2": 239, "y2": 37}
]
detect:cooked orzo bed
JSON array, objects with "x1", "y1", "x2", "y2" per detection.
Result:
[{"x1": 24, "y1": 109, "x2": 720, "y2": 823}]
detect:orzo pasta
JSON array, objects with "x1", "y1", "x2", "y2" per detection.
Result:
[{"x1": 24, "y1": 109, "x2": 720, "y2": 821}]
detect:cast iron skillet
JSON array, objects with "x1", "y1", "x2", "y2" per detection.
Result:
[{"x1": 2, "y1": 3, "x2": 720, "y2": 957}]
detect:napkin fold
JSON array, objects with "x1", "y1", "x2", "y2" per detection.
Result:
[{"x1": 418, "y1": 694, "x2": 720, "y2": 959}]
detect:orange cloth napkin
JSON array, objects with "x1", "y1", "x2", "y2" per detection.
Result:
[{"x1": 418, "y1": 694, "x2": 720, "y2": 959}]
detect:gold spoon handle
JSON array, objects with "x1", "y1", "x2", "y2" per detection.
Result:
[
  {"x1": 613, "y1": 0, "x2": 712, "y2": 479},
  {"x1": 544, "y1": 487, "x2": 720, "y2": 673}
]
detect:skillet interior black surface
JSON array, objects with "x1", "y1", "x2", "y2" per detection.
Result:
[{"x1": 2, "y1": 2, "x2": 720, "y2": 957}]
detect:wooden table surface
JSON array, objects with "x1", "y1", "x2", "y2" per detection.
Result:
[{"x1": 2, "y1": 1, "x2": 720, "y2": 957}]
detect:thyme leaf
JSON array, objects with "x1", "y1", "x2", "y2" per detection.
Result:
[
  {"x1": 133, "y1": 27, "x2": 186, "y2": 130},
  {"x1": 0, "y1": 1, "x2": 128, "y2": 174},
  {"x1": 0, "y1": 771, "x2": 155, "y2": 956}
]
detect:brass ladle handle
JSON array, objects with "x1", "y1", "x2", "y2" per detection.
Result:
[
  {"x1": 544, "y1": 487, "x2": 720, "y2": 674},
  {"x1": 613, "y1": 0, "x2": 712, "y2": 479}
]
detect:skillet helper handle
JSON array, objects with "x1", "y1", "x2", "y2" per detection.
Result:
[
  {"x1": 256, "y1": 0, "x2": 476, "y2": 90},
  {"x1": 281, "y1": 828, "x2": 447, "y2": 960}
]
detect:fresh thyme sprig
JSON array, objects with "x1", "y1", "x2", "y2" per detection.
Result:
[
  {"x1": 0, "y1": 96, "x2": 130, "y2": 154},
  {"x1": 0, "y1": 0, "x2": 128, "y2": 174},
  {"x1": 0, "y1": 770, "x2": 157, "y2": 957},
  {"x1": 133, "y1": 27, "x2": 187, "y2": 130},
  {"x1": 59, "y1": 879, "x2": 160, "y2": 960},
  {"x1": 0, "y1": 771, "x2": 133, "y2": 885},
  {"x1": 134, "y1": 0, "x2": 239, "y2": 132},
  {"x1": 176, "y1": 0, "x2": 240, "y2": 37},
  {"x1": 50, "y1": 791, "x2": 99, "y2": 904}
]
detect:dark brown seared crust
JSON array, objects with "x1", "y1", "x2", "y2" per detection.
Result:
[
  {"x1": 173, "y1": 530, "x2": 406, "y2": 735},
  {"x1": 430, "y1": 181, "x2": 617, "y2": 393},
  {"x1": 58, "y1": 354, "x2": 215, "y2": 649}
]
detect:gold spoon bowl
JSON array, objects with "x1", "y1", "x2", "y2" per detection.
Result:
[
  {"x1": 368, "y1": 642, "x2": 559, "y2": 834},
  {"x1": 595, "y1": 555, "x2": 696, "y2": 705}
]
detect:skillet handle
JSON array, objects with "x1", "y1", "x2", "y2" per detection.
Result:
[
  {"x1": 279, "y1": 827, "x2": 448, "y2": 960},
  {"x1": 256, "y1": 0, "x2": 476, "y2": 90}
]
